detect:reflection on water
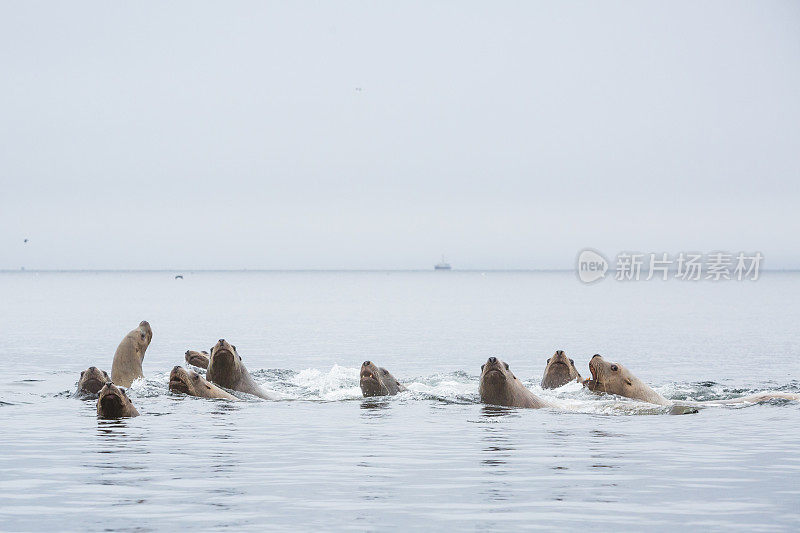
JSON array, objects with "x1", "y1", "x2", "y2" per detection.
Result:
[
  {"x1": 478, "y1": 405, "x2": 522, "y2": 419},
  {"x1": 359, "y1": 399, "x2": 391, "y2": 414},
  {"x1": 96, "y1": 420, "x2": 134, "y2": 437}
]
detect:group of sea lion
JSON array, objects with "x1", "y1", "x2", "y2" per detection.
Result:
[
  {"x1": 476, "y1": 352, "x2": 800, "y2": 413},
  {"x1": 77, "y1": 322, "x2": 278, "y2": 418},
  {"x1": 76, "y1": 320, "x2": 152, "y2": 418},
  {"x1": 366, "y1": 351, "x2": 800, "y2": 413},
  {"x1": 77, "y1": 321, "x2": 800, "y2": 418}
]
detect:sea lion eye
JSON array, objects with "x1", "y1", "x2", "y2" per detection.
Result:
[
  {"x1": 80, "y1": 371, "x2": 85, "y2": 376},
  {"x1": 232, "y1": 345, "x2": 237, "y2": 352},
  {"x1": 481, "y1": 364, "x2": 485, "y2": 370},
  {"x1": 570, "y1": 359, "x2": 575, "y2": 365},
  {"x1": 504, "y1": 362, "x2": 509, "y2": 370},
  {"x1": 140, "y1": 333, "x2": 145, "y2": 340},
  {"x1": 610, "y1": 365, "x2": 618, "y2": 372},
  {"x1": 546, "y1": 358, "x2": 550, "y2": 364}
]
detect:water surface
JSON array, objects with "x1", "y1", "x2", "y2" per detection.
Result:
[{"x1": 1, "y1": 272, "x2": 798, "y2": 531}]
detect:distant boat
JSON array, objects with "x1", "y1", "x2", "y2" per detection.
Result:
[{"x1": 434, "y1": 256, "x2": 451, "y2": 270}]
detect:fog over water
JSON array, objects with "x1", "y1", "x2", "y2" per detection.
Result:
[{"x1": 2, "y1": 1, "x2": 799, "y2": 270}]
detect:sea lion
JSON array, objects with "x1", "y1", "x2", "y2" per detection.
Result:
[
  {"x1": 585, "y1": 354, "x2": 800, "y2": 408},
  {"x1": 479, "y1": 356, "x2": 553, "y2": 409},
  {"x1": 111, "y1": 321, "x2": 153, "y2": 387},
  {"x1": 359, "y1": 361, "x2": 407, "y2": 397},
  {"x1": 541, "y1": 350, "x2": 583, "y2": 389},
  {"x1": 584, "y1": 354, "x2": 670, "y2": 405},
  {"x1": 96, "y1": 382, "x2": 139, "y2": 418},
  {"x1": 185, "y1": 350, "x2": 210, "y2": 369},
  {"x1": 76, "y1": 366, "x2": 110, "y2": 396},
  {"x1": 169, "y1": 366, "x2": 238, "y2": 400},
  {"x1": 206, "y1": 339, "x2": 276, "y2": 400}
]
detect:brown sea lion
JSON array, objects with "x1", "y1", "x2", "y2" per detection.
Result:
[
  {"x1": 111, "y1": 321, "x2": 153, "y2": 387},
  {"x1": 584, "y1": 354, "x2": 670, "y2": 405},
  {"x1": 541, "y1": 350, "x2": 582, "y2": 389},
  {"x1": 585, "y1": 354, "x2": 800, "y2": 408},
  {"x1": 479, "y1": 356, "x2": 553, "y2": 409},
  {"x1": 206, "y1": 339, "x2": 276, "y2": 400},
  {"x1": 185, "y1": 350, "x2": 210, "y2": 369},
  {"x1": 359, "y1": 361, "x2": 407, "y2": 397},
  {"x1": 76, "y1": 366, "x2": 110, "y2": 396},
  {"x1": 96, "y1": 382, "x2": 139, "y2": 418},
  {"x1": 169, "y1": 366, "x2": 237, "y2": 400}
]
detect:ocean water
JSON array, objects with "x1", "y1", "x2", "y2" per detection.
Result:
[{"x1": 1, "y1": 271, "x2": 798, "y2": 531}]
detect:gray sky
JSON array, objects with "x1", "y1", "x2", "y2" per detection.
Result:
[{"x1": 1, "y1": 1, "x2": 798, "y2": 270}]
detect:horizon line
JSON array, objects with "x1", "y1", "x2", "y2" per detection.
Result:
[{"x1": 2, "y1": 268, "x2": 800, "y2": 274}]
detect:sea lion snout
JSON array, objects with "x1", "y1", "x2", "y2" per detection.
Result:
[
  {"x1": 360, "y1": 361, "x2": 376, "y2": 379},
  {"x1": 481, "y1": 357, "x2": 508, "y2": 380},
  {"x1": 219, "y1": 339, "x2": 225, "y2": 344},
  {"x1": 483, "y1": 357, "x2": 501, "y2": 370}
]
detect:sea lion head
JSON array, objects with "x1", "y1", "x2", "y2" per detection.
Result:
[
  {"x1": 185, "y1": 350, "x2": 210, "y2": 369},
  {"x1": 541, "y1": 350, "x2": 581, "y2": 389},
  {"x1": 585, "y1": 354, "x2": 638, "y2": 396},
  {"x1": 78, "y1": 366, "x2": 109, "y2": 394},
  {"x1": 122, "y1": 320, "x2": 152, "y2": 358},
  {"x1": 360, "y1": 360, "x2": 388, "y2": 396},
  {"x1": 169, "y1": 366, "x2": 211, "y2": 396},
  {"x1": 479, "y1": 356, "x2": 519, "y2": 405},
  {"x1": 209, "y1": 339, "x2": 241, "y2": 374},
  {"x1": 137, "y1": 320, "x2": 153, "y2": 347},
  {"x1": 96, "y1": 382, "x2": 137, "y2": 418},
  {"x1": 480, "y1": 355, "x2": 513, "y2": 383},
  {"x1": 585, "y1": 354, "x2": 672, "y2": 406}
]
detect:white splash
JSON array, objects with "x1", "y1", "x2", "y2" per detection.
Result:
[{"x1": 289, "y1": 365, "x2": 362, "y2": 401}]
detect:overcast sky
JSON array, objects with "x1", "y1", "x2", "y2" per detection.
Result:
[{"x1": 1, "y1": 1, "x2": 798, "y2": 270}]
